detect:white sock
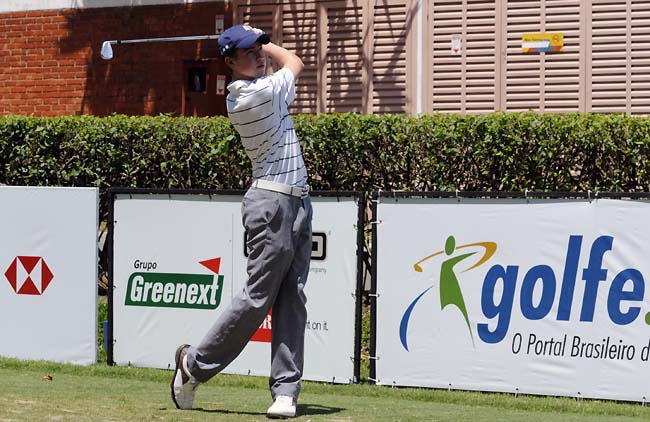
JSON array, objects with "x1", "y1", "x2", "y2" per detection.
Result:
[{"x1": 182, "y1": 354, "x2": 193, "y2": 379}]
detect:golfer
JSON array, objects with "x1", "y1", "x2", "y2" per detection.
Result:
[{"x1": 171, "y1": 24, "x2": 312, "y2": 419}]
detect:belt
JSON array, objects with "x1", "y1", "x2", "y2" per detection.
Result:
[{"x1": 251, "y1": 179, "x2": 310, "y2": 199}]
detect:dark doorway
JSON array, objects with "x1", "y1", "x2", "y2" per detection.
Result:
[{"x1": 182, "y1": 59, "x2": 229, "y2": 117}]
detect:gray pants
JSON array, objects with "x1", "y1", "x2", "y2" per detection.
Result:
[{"x1": 186, "y1": 187, "x2": 312, "y2": 400}]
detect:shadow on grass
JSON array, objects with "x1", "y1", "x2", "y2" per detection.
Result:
[
  {"x1": 165, "y1": 402, "x2": 345, "y2": 417},
  {"x1": 190, "y1": 408, "x2": 267, "y2": 416},
  {"x1": 298, "y1": 403, "x2": 345, "y2": 416}
]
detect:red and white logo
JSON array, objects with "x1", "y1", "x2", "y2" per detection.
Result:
[{"x1": 4, "y1": 256, "x2": 54, "y2": 295}]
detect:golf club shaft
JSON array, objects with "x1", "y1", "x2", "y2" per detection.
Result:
[{"x1": 108, "y1": 34, "x2": 220, "y2": 45}]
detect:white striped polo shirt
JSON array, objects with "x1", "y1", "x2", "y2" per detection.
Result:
[{"x1": 226, "y1": 67, "x2": 308, "y2": 187}]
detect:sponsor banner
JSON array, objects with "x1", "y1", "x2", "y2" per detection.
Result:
[
  {"x1": 376, "y1": 197, "x2": 650, "y2": 402},
  {"x1": 0, "y1": 187, "x2": 98, "y2": 365},
  {"x1": 522, "y1": 32, "x2": 564, "y2": 53},
  {"x1": 113, "y1": 193, "x2": 357, "y2": 383}
]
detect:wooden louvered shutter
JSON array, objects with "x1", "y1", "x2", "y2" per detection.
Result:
[
  {"x1": 430, "y1": 0, "x2": 464, "y2": 113},
  {"x1": 588, "y1": 1, "x2": 650, "y2": 115},
  {"x1": 236, "y1": 3, "x2": 276, "y2": 72},
  {"x1": 280, "y1": 3, "x2": 319, "y2": 114},
  {"x1": 236, "y1": 0, "x2": 414, "y2": 114},
  {"x1": 630, "y1": 3, "x2": 650, "y2": 115},
  {"x1": 319, "y1": 0, "x2": 366, "y2": 113},
  {"x1": 237, "y1": 4, "x2": 275, "y2": 39},
  {"x1": 504, "y1": 1, "x2": 544, "y2": 111},
  {"x1": 429, "y1": 0, "x2": 497, "y2": 114},
  {"x1": 541, "y1": 0, "x2": 581, "y2": 112},
  {"x1": 464, "y1": 0, "x2": 497, "y2": 113},
  {"x1": 236, "y1": 2, "x2": 317, "y2": 113},
  {"x1": 370, "y1": 0, "x2": 413, "y2": 113},
  {"x1": 503, "y1": 0, "x2": 582, "y2": 112},
  {"x1": 589, "y1": 1, "x2": 628, "y2": 113}
]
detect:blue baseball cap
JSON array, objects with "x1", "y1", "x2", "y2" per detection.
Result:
[{"x1": 218, "y1": 24, "x2": 270, "y2": 57}]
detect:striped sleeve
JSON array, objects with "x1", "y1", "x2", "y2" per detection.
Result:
[{"x1": 269, "y1": 67, "x2": 296, "y2": 105}]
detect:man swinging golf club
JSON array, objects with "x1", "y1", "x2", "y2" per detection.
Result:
[{"x1": 171, "y1": 24, "x2": 312, "y2": 419}]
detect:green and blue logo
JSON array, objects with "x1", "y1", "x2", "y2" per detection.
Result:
[
  {"x1": 400, "y1": 234, "x2": 649, "y2": 350},
  {"x1": 400, "y1": 236, "x2": 496, "y2": 350}
]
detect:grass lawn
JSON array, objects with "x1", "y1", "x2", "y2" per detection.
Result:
[{"x1": 1, "y1": 358, "x2": 650, "y2": 421}]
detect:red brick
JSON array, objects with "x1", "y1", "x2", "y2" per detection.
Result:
[
  {"x1": 42, "y1": 97, "x2": 60, "y2": 105},
  {"x1": 24, "y1": 11, "x2": 45, "y2": 18},
  {"x1": 0, "y1": 2, "x2": 231, "y2": 116}
]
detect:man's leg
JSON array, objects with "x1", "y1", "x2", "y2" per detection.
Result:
[
  {"x1": 186, "y1": 189, "x2": 296, "y2": 382},
  {"x1": 269, "y1": 196, "x2": 312, "y2": 400}
]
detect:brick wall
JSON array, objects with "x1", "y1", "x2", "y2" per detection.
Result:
[{"x1": 0, "y1": 2, "x2": 231, "y2": 116}]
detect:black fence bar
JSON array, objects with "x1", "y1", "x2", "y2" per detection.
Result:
[
  {"x1": 353, "y1": 194, "x2": 366, "y2": 383},
  {"x1": 109, "y1": 186, "x2": 360, "y2": 198},
  {"x1": 109, "y1": 187, "x2": 247, "y2": 196},
  {"x1": 377, "y1": 190, "x2": 650, "y2": 200},
  {"x1": 369, "y1": 192, "x2": 378, "y2": 384},
  {"x1": 106, "y1": 189, "x2": 115, "y2": 366}
]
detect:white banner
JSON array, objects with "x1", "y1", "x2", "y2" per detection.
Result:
[
  {"x1": 112, "y1": 192, "x2": 358, "y2": 383},
  {"x1": 0, "y1": 186, "x2": 98, "y2": 365},
  {"x1": 376, "y1": 197, "x2": 650, "y2": 402}
]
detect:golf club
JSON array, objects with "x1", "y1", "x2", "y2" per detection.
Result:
[{"x1": 101, "y1": 34, "x2": 220, "y2": 60}]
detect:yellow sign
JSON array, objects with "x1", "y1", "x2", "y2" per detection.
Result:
[{"x1": 522, "y1": 33, "x2": 563, "y2": 53}]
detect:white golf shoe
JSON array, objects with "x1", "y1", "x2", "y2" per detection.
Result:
[
  {"x1": 266, "y1": 395, "x2": 296, "y2": 419},
  {"x1": 170, "y1": 344, "x2": 201, "y2": 409}
]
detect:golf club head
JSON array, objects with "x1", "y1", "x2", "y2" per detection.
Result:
[{"x1": 100, "y1": 41, "x2": 113, "y2": 60}]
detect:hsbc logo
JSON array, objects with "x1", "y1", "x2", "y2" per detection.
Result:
[{"x1": 4, "y1": 256, "x2": 54, "y2": 295}]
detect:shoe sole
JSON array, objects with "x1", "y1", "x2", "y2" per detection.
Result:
[
  {"x1": 266, "y1": 415, "x2": 295, "y2": 419},
  {"x1": 170, "y1": 343, "x2": 190, "y2": 410},
  {"x1": 266, "y1": 409, "x2": 296, "y2": 419}
]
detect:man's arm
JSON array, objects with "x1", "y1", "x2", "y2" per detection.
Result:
[{"x1": 263, "y1": 42, "x2": 304, "y2": 78}]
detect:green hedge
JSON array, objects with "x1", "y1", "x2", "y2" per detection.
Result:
[{"x1": 2, "y1": 112, "x2": 650, "y2": 204}]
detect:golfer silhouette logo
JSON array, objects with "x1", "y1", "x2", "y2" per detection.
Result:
[{"x1": 399, "y1": 236, "x2": 496, "y2": 350}]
